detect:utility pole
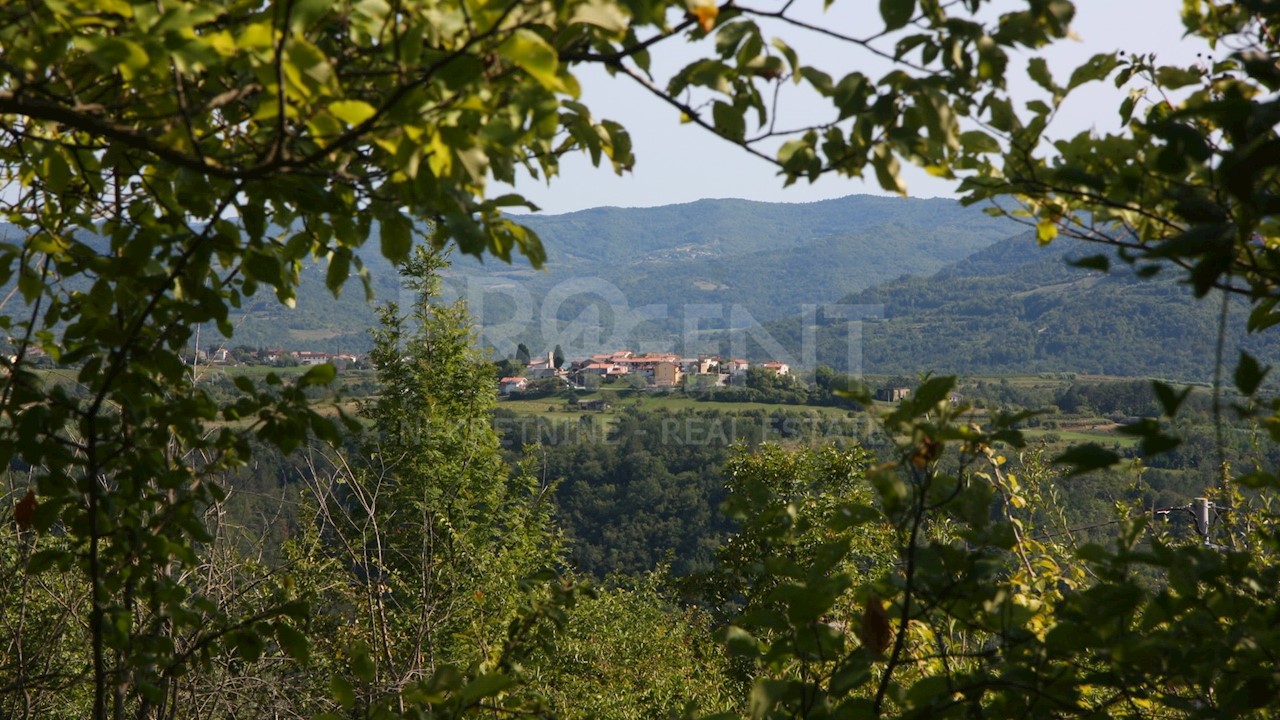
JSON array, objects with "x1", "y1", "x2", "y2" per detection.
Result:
[
  {"x1": 1193, "y1": 497, "x2": 1212, "y2": 546},
  {"x1": 1155, "y1": 497, "x2": 1227, "y2": 550}
]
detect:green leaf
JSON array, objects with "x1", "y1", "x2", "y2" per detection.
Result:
[
  {"x1": 1036, "y1": 218, "x2": 1058, "y2": 244},
  {"x1": 330, "y1": 675, "x2": 355, "y2": 709},
  {"x1": 1027, "y1": 57, "x2": 1061, "y2": 98},
  {"x1": 1119, "y1": 94, "x2": 1137, "y2": 124},
  {"x1": 715, "y1": 19, "x2": 753, "y2": 57},
  {"x1": 909, "y1": 375, "x2": 955, "y2": 410},
  {"x1": 41, "y1": 148, "x2": 71, "y2": 192},
  {"x1": 985, "y1": 95, "x2": 1015, "y2": 132},
  {"x1": 299, "y1": 363, "x2": 336, "y2": 387},
  {"x1": 77, "y1": 36, "x2": 151, "y2": 77},
  {"x1": 1248, "y1": 299, "x2": 1280, "y2": 333},
  {"x1": 351, "y1": 647, "x2": 376, "y2": 681},
  {"x1": 772, "y1": 38, "x2": 800, "y2": 80},
  {"x1": 241, "y1": 202, "x2": 266, "y2": 242},
  {"x1": 232, "y1": 630, "x2": 265, "y2": 662},
  {"x1": 1151, "y1": 381, "x2": 1192, "y2": 417},
  {"x1": 1155, "y1": 65, "x2": 1203, "y2": 88},
  {"x1": 458, "y1": 672, "x2": 515, "y2": 703},
  {"x1": 380, "y1": 213, "x2": 413, "y2": 265},
  {"x1": 827, "y1": 502, "x2": 881, "y2": 530},
  {"x1": 1149, "y1": 222, "x2": 1229, "y2": 260},
  {"x1": 833, "y1": 72, "x2": 868, "y2": 120},
  {"x1": 724, "y1": 626, "x2": 761, "y2": 657},
  {"x1": 243, "y1": 249, "x2": 282, "y2": 285},
  {"x1": 290, "y1": 0, "x2": 334, "y2": 30},
  {"x1": 872, "y1": 144, "x2": 906, "y2": 195},
  {"x1": 1068, "y1": 254, "x2": 1109, "y2": 271},
  {"x1": 959, "y1": 129, "x2": 1000, "y2": 153},
  {"x1": 1054, "y1": 444, "x2": 1120, "y2": 476},
  {"x1": 329, "y1": 99, "x2": 377, "y2": 126},
  {"x1": 881, "y1": 0, "x2": 916, "y2": 31},
  {"x1": 907, "y1": 675, "x2": 953, "y2": 710},
  {"x1": 712, "y1": 101, "x2": 746, "y2": 141},
  {"x1": 325, "y1": 248, "x2": 351, "y2": 294},
  {"x1": 749, "y1": 679, "x2": 798, "y2": 719},
  {"x1": 1235, "y1": 351, "x2": 1269, "y2": 397},
  {"x1": 571, "y1": 0, "x2": 629, "y2": 33},
  {"x1": 829, "y1": 653, "x2": 872, "y2": 695},
  {"x1": 27, "y1": 548, "x2": 68, "y2": 574},
  {"x1": 799, "y1": 66, "x2": 834, "y2": 95},
  {"x1": 1117, "y1": 418, "x2": 1182, "y2": 456},
  {"x1": 1067, "y1": 52, "x2": 1120, "y2": 90},
  {"x1": 499, "y1": 29, "x2": 570, "y2": 94},
  {"x1": 274, "y1": 622, "x2": 310, "y2": 664}
]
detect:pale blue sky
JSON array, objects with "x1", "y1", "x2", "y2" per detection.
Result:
[{"x1": 513, "y1": 0, "x2": 1206, "y2": 214}]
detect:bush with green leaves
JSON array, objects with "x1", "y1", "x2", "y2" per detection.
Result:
[{"x1": 6, "y1": 0, "x2": 1280, "y2": 717}]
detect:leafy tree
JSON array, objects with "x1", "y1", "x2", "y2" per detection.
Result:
[
  {"x1": 0, "y1": 0, "x2": 643, "y2": 714},
  {"x1": 494, "y1": 356, "x2": 524, "y2": 380},
  {"x1": 4, "y1": 0, "x2": 1280, "y2": 718},
  {"x1": 658, "y1": 10, "x2": 1280, "y2": 715},
  {"x1": 305, "y1": 249, "x2": 563, "y2": 704},
  {"x1": 713, "y1": 444, "x2": 895, "y2": 618},
  {"x1": 0, "y1": 483, "x2": 91, "y2": 718},
  {"x1": 553, "y1": 344, "x2": 566, "y2": 370},
  {"x1": 516, "y1": 343, "x2": 533, "y2": 367},
  {"x1": 709, "y1": 376, "x2": 1280, "y2": 719},
  {"x1": 530, "y1": 572, "x2": 738, "y2": 719}
]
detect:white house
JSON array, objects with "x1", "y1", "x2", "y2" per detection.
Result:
[{"x1": 499, "y1": 376, "x2": 528, "y2": 395}]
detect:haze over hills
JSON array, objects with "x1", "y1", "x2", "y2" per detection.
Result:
[
  {"x1": 11, "y1": 198, "x2": 1258, "y2": 383},
  {"x1": 228, "y1": 195, "x2": 1017, "y2": 353},
  {"x1": 755, "y1": 233, "x2": 1280, "y2": 382}
]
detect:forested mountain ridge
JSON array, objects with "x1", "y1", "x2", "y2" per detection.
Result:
[
  {"x1": 440, "y1": 195, "x2": 1017, "y2": 354},
  {"x1": 759, "y1": 233, "x2": 1280, "y2": 380},
  {"x1": 193, "y1": 195, "x2": 1020, "y2": 352},
  {"x1": 11, "y1": 212, "x2": 1266, "y2": 383},
  {"x1": 483, "y1": 195, "x2": 1014, "y2": 312}
]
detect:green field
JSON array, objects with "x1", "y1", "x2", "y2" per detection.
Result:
[{"x1": 498, "y1": 390, "x2": 860, "y2": 419}]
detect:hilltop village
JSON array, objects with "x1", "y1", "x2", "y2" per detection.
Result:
[
  {"x1": 189, "y1": 347, "x2": 364, "y2": 370},
  {"x1": 498, "y1": 350, "x2": 790, "y2": 395},
  {"x1": 171, "y1": 345, "x2": 921, "y2": 402}
]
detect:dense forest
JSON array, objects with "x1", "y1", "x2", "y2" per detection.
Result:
[
  {"x1": 756, "y1": 234, "x2": 1280, "y2": 381},
  {"x1": 6, "y1": 1, "x2": 1280, "y2": 719},
  {"x1": 216, "y1": 366, "x2": 1276, "y2": 585}
]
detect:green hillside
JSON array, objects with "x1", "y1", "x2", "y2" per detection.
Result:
[
  {"x1": 757, "y1": 234, "x2": 1279, "y2": 381},
  {"x1": 440, "y1": 195, "x2": 1014, "y2": 354},
  {"x1": 7, "y1": 211, "x2": 1261, "y2": 382},
  {"x1": 480, "y1": 195, "x2": 1013, "y2": 315},
  {"x1": 214, "y1": 195, "x2": 1018, "y2": 353}
]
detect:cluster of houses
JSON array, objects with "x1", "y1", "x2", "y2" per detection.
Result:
[
  {"x1": 195, "y1": 348, "x2": 363, "y2": 369},
  {"x1": 499, "y1": 350, "x2": 791, "y2": 395}
]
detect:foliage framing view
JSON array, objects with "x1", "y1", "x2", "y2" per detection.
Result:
[{"x1": 3, "y1": 0, "x2": 1280, "y2": 719}]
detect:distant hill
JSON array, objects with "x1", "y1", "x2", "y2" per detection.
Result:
[
  {"x1": 5, "y1": 207, "x2": 1262, "y2": 381},
  {"x1": 441, "y1": 195, "x2": 1015, "y2": 355},
  {"x1": 227, "y1": 257, "x2": 401, "y2": 352},
  {"x1": 755, "y1": 233, "x2": 1279, "y2": 381},
  {"x1": 1, "y1": 197, "x2": 1015, "y2": 355},
  {"x1": 228, "y1": 195, "x2": 1017, "y2": 354}
]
